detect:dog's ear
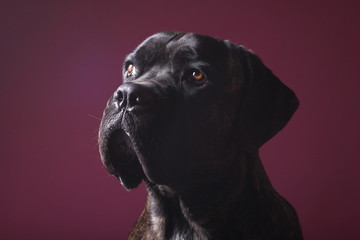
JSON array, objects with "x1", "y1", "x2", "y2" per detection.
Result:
[{"x1": 236, "y1": 46, "x2": 299, "y2": 148}]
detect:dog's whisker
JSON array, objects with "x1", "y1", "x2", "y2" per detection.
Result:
[{"x1": 88, "y1": 114, "x2": 102, "y2": 121}]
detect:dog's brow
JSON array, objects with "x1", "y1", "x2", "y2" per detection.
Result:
[
  {"x1": 124, "y1": 54, "x2": 134, "y2": 63},
  {"x1": 166, "y1": 33, "x2": 186, "y2": 44}
]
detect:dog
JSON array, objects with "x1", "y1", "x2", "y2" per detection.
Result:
[{"x1": 98, "y1": 32, "x2": 303, "y2": 240}]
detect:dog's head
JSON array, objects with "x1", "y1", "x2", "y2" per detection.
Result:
[{"x1": 98, "y1": 32, "x2": 298, "y2": 190}]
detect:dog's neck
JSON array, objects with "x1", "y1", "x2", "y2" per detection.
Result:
[{"x1": 140, "y1": 151, "x2": 295, "y2": 240}]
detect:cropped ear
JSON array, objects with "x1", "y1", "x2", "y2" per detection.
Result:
[{"x1": 236, "y1": 46, "x2": 299, "y2": 148}]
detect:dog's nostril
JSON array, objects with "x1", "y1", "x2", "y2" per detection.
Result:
[
  {"x1": 128, "y1": 94, "x2": 142, "y2": 108},
  {"x1": 113, "y1": 89, "x2": 126, "y2": 110},
  {"x1": 114, "y1": 90, "x2": 124, "y2": 102}
]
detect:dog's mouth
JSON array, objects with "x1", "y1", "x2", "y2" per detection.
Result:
[
  {"x1": 98, "y1": 83, "x2": 183, "y2": 189},
  {"x1": 99, "y1": 101, "x2": 173, "y2": 189},
  {"x1": 100, "y1": 108, "x2": 185, "y2": 189},
  {"x1": 99, "y1": 114, "x2": 146, "y2": 189}
]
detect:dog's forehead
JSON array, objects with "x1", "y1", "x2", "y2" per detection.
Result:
[
  {"x1": 130, "y1": 33, "x2": 196, "y2": 60},
  {"x1": 131, "y1": 32, "x2": 227, "y2": 62},
  {"x1": 165, "y1": 33, "x2": 199, "y2": 52}
]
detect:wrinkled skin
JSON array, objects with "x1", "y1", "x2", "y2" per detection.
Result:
[{"x1": 98, "y1": 32, "x2": 303, "y2": 239}]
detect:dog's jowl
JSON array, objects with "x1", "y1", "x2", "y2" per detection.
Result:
[{"x1": 98, "y1": 32, "x2": 303, "y2": 240}]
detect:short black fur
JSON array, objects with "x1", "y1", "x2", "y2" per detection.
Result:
[{"x1": 98, "y1": 32, "x2": 302, "y2": 239}]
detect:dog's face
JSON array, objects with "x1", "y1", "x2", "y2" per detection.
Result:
[{"x1": 98, "y1": 32, "x2": 298, "y2": 190}]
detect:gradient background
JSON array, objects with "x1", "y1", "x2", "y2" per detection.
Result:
[{"x1": 1, "y1": 1, "x2": 359, "y2": 239}]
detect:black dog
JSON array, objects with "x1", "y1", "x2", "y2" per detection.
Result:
[{"x1": 98, "y1": 32, "x2": 303, "y2": 240}]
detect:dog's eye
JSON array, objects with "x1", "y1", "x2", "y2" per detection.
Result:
[
  {"x1": 125, "y1": 63, "x2": 135, "y2": 77},
  {"x1": 189, "y1": 69, "x2": 206, "y2": 85}
]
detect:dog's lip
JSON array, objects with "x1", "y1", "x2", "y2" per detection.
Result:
[
  {"x1": 100, "y1": 124, "x2": 146, "y2": 187},
  {"x1": 105, "y1": 120, "x2": 156, "y2": 184},
  {"x1": 100, "y1": 113, "x2": 133, "y2": 165}
]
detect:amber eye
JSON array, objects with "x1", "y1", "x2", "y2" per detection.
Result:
[
  {"x1": 190, "y1": 69, "x2": 206, "y2": 85},
  {"x1": 126, "y1": 63, "x2": 135, "y2": 77}
]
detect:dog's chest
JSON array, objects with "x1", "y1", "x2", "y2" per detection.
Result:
[
  {"x1": 148, "y1": 213, "x2": 208, "y2": 240},
  {"x1": 146, "y1": 195, "x2": 209, "y2": 240}
]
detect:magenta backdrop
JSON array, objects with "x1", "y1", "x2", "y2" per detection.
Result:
[{"x1": 1, "y1": 1, "x2": 359, "y2": 239}]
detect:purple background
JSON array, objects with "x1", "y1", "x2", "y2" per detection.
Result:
[{"x1": 1, "y1": 1, "x2": 359, "y2": 239}]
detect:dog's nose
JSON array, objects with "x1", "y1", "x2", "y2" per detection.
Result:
[{"x1": 114, "y1": 83, "x2": 154, "y2": 111}]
